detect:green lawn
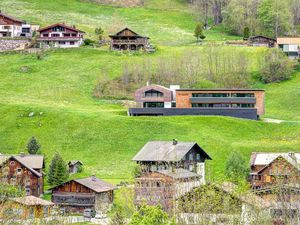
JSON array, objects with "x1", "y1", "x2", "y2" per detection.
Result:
[{"x1": 0, "y1": 0, "x2": 299, "y2": 187}]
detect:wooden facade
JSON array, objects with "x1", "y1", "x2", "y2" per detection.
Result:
[
  {"x1": 250, "y1": 153, "x2": 300, "y2": 190},
  {"x1": 0, "y1": 196, "x2": 54, "y2": 220},
  {"x1": 248, "y1": 36, "x2": 276, "y2": 47},
  {"x1": 109, "y1": 28, "x2": 149, "y2": 51},
  {"x1": 0, "y1": 155, "x2": 44, "y2": 197},
  {"x1": 51, "y1": 176, "x2": 115, "y2": 214}
]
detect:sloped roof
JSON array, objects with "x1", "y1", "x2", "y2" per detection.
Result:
[
  {"x1": 38, "y1": 23, "x2": 85, "y2": 33},
  {"x1": 12, "y1": 195, "x2": 54, "y2": 206},
  {"x1": 249, "y1": 35, "x2": 276, "y2": 42},
  {"x1": 250, "y1": 152, "x2": 300, "y2": 172},
  {"x1": 0, "y1": 12, "x2": 24, "y2": 24},
  {"x1": 132, "y1": 141, "x2": 212, "y2": 162},
  {"x1": 157, "y1": 168, "x2": 200, "y2": 179},
  {"x1": 0, "y1": 154, "x2": 44, "y2": 177},
  {"x1": 109, "y1": 27, "x2": 148, "y2": 38},
  {"x1": 74, "y1": 176, "x2": 116, "y2": 193},
  {"x1": 68, "y1": 160, "x2": 83, "y2": 166}
]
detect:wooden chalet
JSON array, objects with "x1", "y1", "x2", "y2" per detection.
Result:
[
  {"x1": 132, "y1": 139, "x2": 212, "y2": 184},
  {"x1": 109, "y1": 28, "x2": 150, "y2": 51},
  {"x1": 0, "y1": 154, "x2": 45, "y2": 197},
  {"x1": 37, "y1": 23, "x2": 85, "y2": 48},
  {"x1": 248, "y1": 35, "x2": 276, "y2": 48},
  {"x1": 0, "y1": 196, "x2": 54, "y2": 220},
  {"x1": 0, "y1": 11, "x2": 23, "y2": 38},
  {"x1": 135, "y1": 168, "x2": 201, "y2": 212},
  {"x1": 249, "y1": 152, "x2": 300, "y2": 190},
  {"x1": 68, "y1": 160, "x2": 83, "y2": 174},
  {"x1": 51, "y1": 175, "x2": 116, "y2": 214},
  {"x1": 276, "y1": 36, "x2": 300, "y2": 59}
]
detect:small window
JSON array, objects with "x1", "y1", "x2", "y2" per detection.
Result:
[
  {"x1": 70, "y1": 41, "x2": 75, "y2": 45},
  {"x1": 10, "y1": 161, "x2": 15, "y2": 166},
  {"x1": 16, "y1": 168, "x2": 22, "y2": 174},
  {"x1": 59, "y1": 41, "x2": 66, "y2": 45},
  {"x1": 25, "y1": 187, "x2": 31, "y2": 196},
  {"x1": 43, "y1": 33, "x2": 49, "y2": 37},
  {"x1": 188, "y1": 164, "x2": 193, "y2": 172},
  {"x1": 189, "y1": 154, "x2": 193, "y2": 161},
  {"x1": 196, "y1": 154, "x2": 200, "y2": 160}
]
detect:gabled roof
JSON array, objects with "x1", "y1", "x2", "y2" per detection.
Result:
[
  {"x1": 250, "y1": 152, "x2": 300, "y2": 173},
  {"x1": 51, "y1": 176, "x2": 116, "y2": 193},
  {"x1": 109, "y1": 27, "x2": 149, "y2": 38},
  {"x1": 0, "y1": 12, "x2": 24, "y2": 24},
  {"x1": 12, "y1": 195, "x2": 54, "y2": 206},
  {"x1": 38, "y1": 23, "x2": 85, "y2": 33},
  {"x1": 68, "y1": 160, "x2": 83, "y2": 166},
  {"x1": 0, "y1": 154, "x2": 44, "y2": 177},
  {"x1": 249, "y1": 35, "x2": 276, "y2": 42},
  {"x1": 132, "y1": 141, "x2": 212, "y2": 162},
  {"x1": 157, "y1": 168, "x2": 200, "y2": 179}
]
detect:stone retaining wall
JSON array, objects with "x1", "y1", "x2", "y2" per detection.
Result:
[{"x1": 0, "y1": 39, "x2": 31, "y2": 51}]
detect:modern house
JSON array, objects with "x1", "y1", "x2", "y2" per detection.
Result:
[
  {"x1": 128, "y1": 84, "x2": 265, "y2": 120},
  {"x1": 0, "y1": 196, "x2": 54, "y2": 220},
  {"x1": 248, "y1": 35, "x2": 276, "y2": 48},
  {"x1": 68, "y1": 160, "x2": 83, "y2": 174},
  {"x1": 135, "y1": 169, "x2": 201, "y2": 212},
  {"x1": 51, "y1": 175, "x2": 116, "y2": 214},
  {"x1": 109, "y1": 28, "x2": 151, "y2": 51},
  {"x1": 0, "y1": 12, "x2": 38, "y2": 38},
  {"x1": 249, "y1": 152, "x2": 300, "y2": 190},
  {"x1": 0, "y1": 12, "x2": 23, "y2": 38},
  {"x1": 277, "y1": 36, "x2": 300, "y2": 59},
  {"x1": 37, "y1": 23, "x2": 85, "y2": 48},
  {"x1": 0, "y1": 154, "x2": 45, "y2": 197}
]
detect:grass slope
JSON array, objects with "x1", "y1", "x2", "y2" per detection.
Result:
[{"x1": 0, "y1": 0, "x2": 299, "y2": 185}]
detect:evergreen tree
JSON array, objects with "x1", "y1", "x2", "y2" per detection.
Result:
[
  {"x1": 95, "y1": 27, "x2": 104, "y2": 40},
  {"x1": 243, "y1": 27, "x2": 250, "y2": 40},
  {"x1": 194, "y1": 23, "x2": 205, "y2": 43},
  {"x1": 48, "y1": 153, "x2": 69, "y2": 186},
  {"x1": 26, "y1": 136, "x2": 41, "y2": 154}
]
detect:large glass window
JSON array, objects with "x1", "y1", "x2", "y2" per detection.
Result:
[
  {"x1": 192, "y1": 103, "x2": 255, "y2": 108},
  {"x1": 231, "y1": 93, "x2": 254, "y2": 97},
  {"x1": 52, "y1": 26, "x2": 65, "y2": 32},
  {"x1": 144, "y1": 90, "x2": 164, "y2": 98},
  {"x1": 143, "y1": 102, "x2": 164, "y2": 108},
  {"x1": 192, "y1": 93, "x2": 229, "y2": 97}
]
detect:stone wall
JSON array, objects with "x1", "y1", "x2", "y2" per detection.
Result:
[
  {"x1": 0, "y1": 39, "x2": 31, "y2": 51},
  {"x1": 95, "y1": 191, "x2": 113, "y2": 213}
]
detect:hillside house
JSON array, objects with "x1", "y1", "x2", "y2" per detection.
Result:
[
  {"x1": 37, "y1": 23, "x2": 85, "y2": 48},
  {"x1": 0, "y1": 154, "x2": 45, "y2": 197},
  {"x1": 109, "y1": 28, "x2": 151, "y2": 51},
  {"x1": 0, "y1": 12, "x2": 38, "y2": 38},
  {"x1": 254, "y1": 184, "x2": 300, "y2": 225},
  {"x1": 248, "y1": 35, "x2": 276, "y2": 48},
  {"x1": 51, "y1": 175, "x2": 116, "y2": 214},
  {"x1": 135, "y1": 169, "x2": 201, "y2": 212},
  {"x1": 132, "y1": 140, "x2": 212, "y2": 185},
  {"x1": 68, "y1": 160, "x2": 83, "y2": 174},
  {"x1": 277, "y1": 36, "x2": 300, "y2": 59},
  {"x1": 128, "y1": 84, "x2": 265, "y2": 120},
  {"x1": 249, "y1": 152, "x2": 300, "y2": 190},
  {"x1": 0, "y1": 12, "x2": 23, "y2": 38},
  {"x1": 0, "y1": 196, "x2": 54, "y2": 220}
]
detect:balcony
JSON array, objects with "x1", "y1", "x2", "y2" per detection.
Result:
[
  {"x1": 190, "y1": 97, "x2": 256, "y2": 104},
  {"x1": 52, "y1": 192, "x2": 95, "y2": 206},
  {"x1": 112, "y1": 39, "x2": 147, "y2": 44}
]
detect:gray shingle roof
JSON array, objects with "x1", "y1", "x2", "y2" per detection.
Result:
[
  {"x1": 74, "y1": 176, "x2": 116, "y2": 193},
  {"x1": 157, "y1": 168, "x2": 200, "y2": 179},
  {"x1": 68, "y1": 160, "x2": 83, "y2": 166},
  {"x1": 132, "y1": 141, "x2": 211, "y2": 162}
]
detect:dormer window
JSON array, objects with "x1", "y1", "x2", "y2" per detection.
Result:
[
  {"x1": 144, "y1": 90, "x2": 163, "y2": 98},
  {"x1": 52, "y1": 26, "x2": 65, "y2": 32}
]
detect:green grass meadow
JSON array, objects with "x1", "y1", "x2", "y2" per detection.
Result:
[{"x1": 0, "y1": 0, "x2": 299, "y2": 187}]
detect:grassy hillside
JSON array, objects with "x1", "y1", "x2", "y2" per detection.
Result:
[{"x1": 0, "y1": 0, "x2": 299, "y2": 186}]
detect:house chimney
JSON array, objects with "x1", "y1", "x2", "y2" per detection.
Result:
[
  {"x1": 146, "y1": 81, "x2": 150, "y2": 86},
  {"x1": 72, "y1": 25, "x2": 76, "y2": 29},
  {"x1": 20, "y1": 152, "x2": 25, "y2": 157},
  {"x1": 173, "y1": 139, "x2": 178, "y2": 145},
  {"x1": 91, "y1": 174, "x2": 96, "y2": 181},
  {"x1": 288, "y1": 152, "x2": 295, "y2": 159}
]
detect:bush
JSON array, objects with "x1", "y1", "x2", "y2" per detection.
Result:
[
  {"x1": 225, "y1": 151, "x2": 248, "y2": 183},
  {"x1": 84, "y1": 38, "x2": 95, "y2": 46},
  {"x1": 259, "y1": 49, "x2": 295, "y2": 83}
]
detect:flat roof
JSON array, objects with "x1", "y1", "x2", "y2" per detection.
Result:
[{"x1": 176, "y1": 89, "x2": 265, "y2": 92}]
